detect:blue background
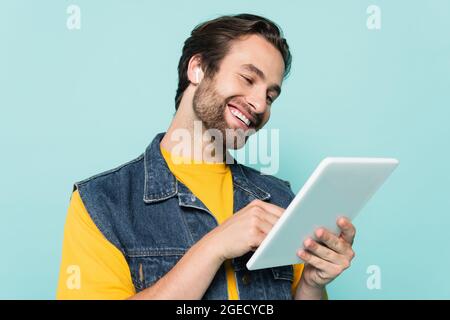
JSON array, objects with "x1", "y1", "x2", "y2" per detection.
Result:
[{"x1": 1, "y1": 0, "x2": 449, "y2": 299}]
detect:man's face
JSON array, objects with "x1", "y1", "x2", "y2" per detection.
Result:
[{"x1": 193, "y1": 34, "x2": 285, "y2": 149}]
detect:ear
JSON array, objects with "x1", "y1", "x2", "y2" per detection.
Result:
[{"x1": 187, "y1": 55, "x2": 204, "y2": 85}]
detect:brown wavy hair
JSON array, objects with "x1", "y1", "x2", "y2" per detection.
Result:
[{"x1": 174, "y1": 13, "x2": 292, "y2": 110}]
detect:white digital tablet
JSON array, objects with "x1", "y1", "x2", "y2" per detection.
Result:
[{"x1": 246, "y1": 157, "x2": 399, "y2": 270}]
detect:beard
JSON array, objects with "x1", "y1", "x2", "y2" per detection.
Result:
[{"x1": 192, "y1": 76, "x2": 256, "y2": 150}]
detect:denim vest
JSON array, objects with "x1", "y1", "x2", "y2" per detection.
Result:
[{"x1": 74, "y1": 132, "x2": 296, "y2": 300}]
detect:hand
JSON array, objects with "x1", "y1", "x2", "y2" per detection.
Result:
[
  {"x1": 296, "y1": 217, "x2": 356, "y2": 296},
  {"x1": 207, "y1": 199, "x2": 284, "y2": 262}
]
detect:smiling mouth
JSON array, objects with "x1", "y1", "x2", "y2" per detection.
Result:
[{"x1": 227, "y1": 104, "x2": 253, "y2": 129}]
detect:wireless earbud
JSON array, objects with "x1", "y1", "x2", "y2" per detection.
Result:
[{"x1": 195, "y1": 68, "x2": 201, "y2": 83}]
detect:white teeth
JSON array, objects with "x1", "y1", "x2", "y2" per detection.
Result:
[{"x1": 230, "y1": 108, "x2": 250, "y2": 126}]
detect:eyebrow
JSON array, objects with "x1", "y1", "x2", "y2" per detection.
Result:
[{"x1": 241, "y1": 64, "x2": 282, "y2": 97}]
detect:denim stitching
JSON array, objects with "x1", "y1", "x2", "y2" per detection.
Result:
[{"x1": 76, "y1": 154, "x2": 144, "y2": 187}]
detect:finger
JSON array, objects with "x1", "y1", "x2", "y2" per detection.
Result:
[
  {"x1": 297, "y1": 249, "x2": 340, "y2": 275},
  {"x1": 337, "y1": 217, "x2": 356, "y2": 245},
  {"x1": 251, "y1": 231, "x2": 267, "y2": 251},
  {"x1": 250, "y1": 205, "x2": 280, "y2": 226},
  {"x1": 255, "y1": 216, "x2": 274, "y2": 235},
  {"x1": 251, "y1": 199, "x2": 284, "y2": 218},
  {"x1": 303, "y1": 238, "x2": 347, "y2": 265},
  {"x1": 315, "y1": 228, "x2": 349, "y2": 255},
  {"x1": 259, "y1": 210, "x2": 280, "y2": 226}
]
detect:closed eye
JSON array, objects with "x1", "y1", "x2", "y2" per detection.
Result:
[
  {"x1": 241, "y1": 74, "x2": 276, "y2": 104},
  {"x1": 240, "y1": 75, "x2": 254, "y2": 85}
]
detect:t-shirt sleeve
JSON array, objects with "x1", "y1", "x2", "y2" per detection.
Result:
[{"x1": 56, "y1": 190, "x2": 135, "y2": 299}]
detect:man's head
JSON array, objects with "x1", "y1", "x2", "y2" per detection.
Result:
[{"x1": 175, "y1": 14, "x2": 291, "y2": 149}]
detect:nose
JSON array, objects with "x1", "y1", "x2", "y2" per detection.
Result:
[{"x1": 246, "y1": 89, "x2": 268, "y2": 115}]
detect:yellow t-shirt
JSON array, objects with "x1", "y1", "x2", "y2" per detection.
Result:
[
  {"x1": 56, "y1": 189, "x2": 135, "y2": 299},
  {"x1": 56, "y1": 146, "x2": 304, "y2": 299}
]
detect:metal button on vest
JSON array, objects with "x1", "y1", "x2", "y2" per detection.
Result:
[
  {"x1": 191, "y1": 195, "x2": 196, "y2": 202},
  {"x1": 242, "y1": 273, "x2": 251, "y2": 285}
]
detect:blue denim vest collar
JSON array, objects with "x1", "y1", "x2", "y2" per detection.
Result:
[
  {"x1": 75, "y1": 132, "x2": 295, "y2": 300},
  {"x1": 142, "y1": 132, "x2": 271, "y2": 205}
]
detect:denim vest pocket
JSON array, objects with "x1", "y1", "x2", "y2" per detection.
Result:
[
  {"x1": 231, "y1": 252, "x2": 294, "y2": 300},
  {"x1": 271, "y1": 265, "x2": 294, "y2": 282},
  {"x1": 269, "y1": 265, "x2": 294, "y2": 299},
  {"x1": 125, "y1": 248, "x2": 187, "y2": 292},
  {"x1": 233, "y1": 253, "x2": 294, "y2": 283}
]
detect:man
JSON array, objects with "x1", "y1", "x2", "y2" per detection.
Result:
[{"x1": 57, "y1": 13, "x2": 356, "y2": 300}]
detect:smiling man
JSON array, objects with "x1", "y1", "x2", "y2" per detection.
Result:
[{"x1": 57, "y1": 14, "x2": 356, "y2": 300}]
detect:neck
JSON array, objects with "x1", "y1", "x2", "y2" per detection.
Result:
[{"x1": 160, "y1": 86, "x2": 227, "y2": 163}]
